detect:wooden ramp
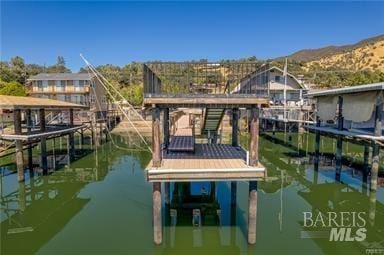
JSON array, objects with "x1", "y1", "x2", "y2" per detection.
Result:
[
  {"x1": 146, "y1": 144, "x2": 265, "y2": 182},
  {"x1": 168, "y1": 115, "x2": 195, "y2": 152}
]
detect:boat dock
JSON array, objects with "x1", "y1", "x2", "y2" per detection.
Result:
[
  {"x1": 143, "y1": 62, "x2": 270, "y2": 245},
  {"x1": 306, "y1": 82, "x2": 383, "y2": 190}
]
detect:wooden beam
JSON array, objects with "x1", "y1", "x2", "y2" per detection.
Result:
[
  {"x1": 163, "y1": 108, "x2": 169, "y2": 148},
  {"x1": 144, "y1": 95, "x2": 269, "y2": 108},
  {"x1": 249, "y1": 106, "x2": 260, "y2": 166},
  {"x1": 371, "y1": 92, "x2": 383, "y2": 192},
  {"x1": 153, "y1": 182, "x2": 162, "y2": 245},
  {"x1": 69, "y1": 109, "x2": 75, "y2": 160},
  {"x1": 39, "y1": 109, "x2": 47, "y2": 174},
  {"x1": 26, "y1": 109, "x2": 33, "y2": 175},
  {"x1": 232, "y1": 108, "x2": 239, "y2": 147},
  {"x1": 14, "y1": 109, "x2": 24, "y2": 182},
  {"x1": 248, "y1": 181, "x2": 258, "y2": 244},
  {"x1": 152, "y1": 108, "x2": 161, "y2": 167}
]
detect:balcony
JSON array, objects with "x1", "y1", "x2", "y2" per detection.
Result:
[{"x1": 29, "y1": 86, "x2": 90, "y2": 94}]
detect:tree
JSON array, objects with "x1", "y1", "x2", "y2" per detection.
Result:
[{"x1": 0, "y1": 80, "x2": 27, "y2": 96}]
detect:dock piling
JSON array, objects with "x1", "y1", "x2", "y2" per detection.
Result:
[
  {"x1": 232, "y1": 108, "x2": 239, "y2": 147},
  {"x1": 14, "y1": 109, "x2": 24, "y2": 182},
  {"x1": 249, "y1": 106, "x2": 260, "y2": 166},
  {"x1": 153, "y1": 182, "x2": 162, "y2": 245},
  {"x1": 248, "y1": 181, "x2": 258, "y2": 244},
  {"x1": 152, "y1": 107, "x2": 161, "y2": 167}
]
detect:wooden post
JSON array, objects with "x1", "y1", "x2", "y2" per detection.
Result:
[
  {"x1": 335, "y1": 96, "x2": 344, "y2": 181},
  {"x1": 231, "y1": 181, "x2": 237, "y2": 207},
  {"x1": 164, "y1": 182, "x2": 170, "y2": 205},
  {"x1": 153, "y1": 182, "x2": 162, "y2": 245},
  {"x1": 210, "y1": 181, "x2": 216, "y2": 200},
  {"x1": 39, "y1": 109, "x2": 48, "y2": 174},
  {"x1": 298, "y1": 106, "x2": 305, "y2": 134},
  {"x1": 69, "y1": 109, "x2": 75, "y2": 161},
  {"x1": 14, "y1": 109, "x2": 24, "y2": 182},
  {"x1": 370, "y1": 92, "x2": 382, "y2": 192},
  {"x1": 314, "y1": 116, "x2": 321, "y2": 172},
  {"x1": 362, "y1": 145, "x2": 370, "y2": 193},
  {"x1": 152, "y1": 107, "x2": 161, "y2": 167},
  {"x1": 26, "y1": 109, "x2": 33, "y2": 175},
  {"x1": 163, "y1": 108, "x2": 170, "y2": 149},
  {"x1": 232, "y1": 108, "x2": 239, "y2": 147},
  {"x1": 249, "y1": 106, "x2": 260, "y2": 166},
  {"x1": 248, "y1": 181, "x2": 258, "y2": 244}
]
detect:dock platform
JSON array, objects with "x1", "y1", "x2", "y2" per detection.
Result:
[{"x1": 146, "y1": 144, "x2": 265, "y2": 182}]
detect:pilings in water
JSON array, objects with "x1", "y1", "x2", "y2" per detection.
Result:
[
  {"x1": 370, "y1": 92, "x2": 382, "y2": 193},
  {"x1": 14, "y1": 109, "x2": 24, "y2": 182},
  {"x1": 26, "y1": 109, "x2": 33, "y2": 175},
  {"x1": 39, "y1": 109, "x2": 48, "y2": 175},
  {"x1": 153, "y1": 182, "x2": 162, "y2": 245},
  {"x1": 69, "y1": 109, "x2": 75, "y2": 161},
  {"x1": 248, "y1": 181, "x2": 258, "y2": 244},
  {"x1": 335, "y1": 96, "x2": 344, "y2": 181}
]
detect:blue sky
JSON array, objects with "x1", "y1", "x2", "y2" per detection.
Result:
[{"x1": 1, "y1": 1, "x2": 383, "y2": 71}]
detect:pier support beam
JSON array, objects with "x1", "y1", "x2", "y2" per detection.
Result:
[
  {"x1": 362, "y1": 145, "x2": 370, "y2": 193},
  {"x1": 249, "y1": 106, "x2": 260, "y2": 166},
  {"x1": 69, "y1": 109, "x2": 75, "y2": 161},
  {"x1": 163, "y1": 108, "x2": 170, "y2": 149},
  {"x1": 14, "y1": 109, "x2": 24, "y2": 182},
  {"x1": 231, "y1": 181, "x2": 237, "y2": 207},
  {"x1": 248, "y1": 181, "x2": 258, "y2": 244},
  {"x1": 370, "y1": 91, "x2": 382, "y2": 192},
  {"x1": 164, "y1": 182, "x2": 170, "y2": 205},
  {"x1": 232, "y1": 108, "x2": 239, "y2": 147},
  {"x1": 335, "y1": 96, "x2": 344, "y2": 181},
  {"x1": 335, "y1": 137, "x2": 343, "y2": 181},
  {"x1": 153, "y1": 182, "x2": 162, "y2": 245},
  {"x1": 152, "y1": 107, "x2": 161, "y2": 167},
  {"x1": 26, "y1": 109, "x2": 33, "y2": 175},
  {"x1": 314, "y1": 117, "x2": 321, "y2": 171},
  {"x1": 39, "y1": 109, "x2": 48, "y2": 174}
]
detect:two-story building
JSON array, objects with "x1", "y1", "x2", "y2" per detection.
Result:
[
  {"x1": 233, "y1": 66, "x2": 308, "y2": 105},
  {"x1": 26, "y1": 73, "x2": 108, "y2": 119}
]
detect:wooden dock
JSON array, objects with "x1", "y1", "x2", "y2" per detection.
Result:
[
  {"x1": 147, "y1": 144, "x2": 265, "y2": 181},
  {"x1": 143, "y1": 63, "x2": 267, "y2": 245}
]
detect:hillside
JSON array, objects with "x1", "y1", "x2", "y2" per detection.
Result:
[{"x1": 287, "y1": 34, "x2": 384, "y2": 72}]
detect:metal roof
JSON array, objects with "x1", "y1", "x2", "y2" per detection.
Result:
[
  {"x1": 27, "y1": 73, "x2": 95, "y2": 81},
  {"x1": 307, "y1": 82, "x2": 384, "y2": 97},
  {"x1": 0, "y1": 95, "x2": 88, "y2": 110}
]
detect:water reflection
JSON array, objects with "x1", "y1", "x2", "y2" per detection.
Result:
[{"x1": 0, "y1": 132, "x2": 383, "y2": 255}]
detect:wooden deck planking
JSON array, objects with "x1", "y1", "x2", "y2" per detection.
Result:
[{"x1": 147, "y1": 143, "x2": 266, "y2": 182}]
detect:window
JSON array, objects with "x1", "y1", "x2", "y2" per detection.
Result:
[
  {"x1": 42, "y1": 80, "x2": 48, "y2": 91},
  {"x1": 56, "y1": 80, "x2": 66, "y2": 91},
  {"x1": 275, "y1": 76, "x2": 281, "y2": 82},
  {"x1": 37, "y1": 81, "x2": 43, "y2": 91},
  {"x1": 74, "y1": 80, "x2": 84, "y2": 91}
]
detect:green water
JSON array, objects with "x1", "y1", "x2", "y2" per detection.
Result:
[{"x1": 1, "y1": 133, "x2": 383, "y2": 255}]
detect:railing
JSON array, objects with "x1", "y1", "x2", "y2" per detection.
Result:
[
  {"x1": 143, "y1": 62, "x2": 269, "y2": 97},
  {"x1": 29, "y1": 87, "x2": 90, "y2": 93}
]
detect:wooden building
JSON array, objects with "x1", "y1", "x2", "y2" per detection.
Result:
[
  {"x1": 0, "y1": 95, "x2": 88, "y2": 182},
  {"x1": 306, "y1": 82, "x2": 383, "y2": 190}
]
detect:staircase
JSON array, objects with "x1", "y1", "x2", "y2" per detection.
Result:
[{"x1": 201, "y1": 108, "x2": 225, "y2": 138}]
